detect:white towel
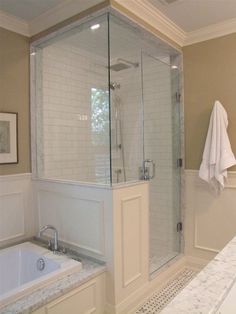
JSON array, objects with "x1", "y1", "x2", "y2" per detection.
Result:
[{"x1": 199, "y1": 100, "x2": 236, "y2": 191}]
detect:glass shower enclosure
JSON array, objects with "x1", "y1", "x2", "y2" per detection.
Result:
[{"x1": 31, "y1": 11, "x2": 182, "y2": 274}]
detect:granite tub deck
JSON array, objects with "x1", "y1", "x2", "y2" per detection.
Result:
[
  {"x1": 0, "y1": 251, "x2": 106, "y2": 314},
  {"x1": 161, "y1": 236, "x2": 236, "y2": 314}
]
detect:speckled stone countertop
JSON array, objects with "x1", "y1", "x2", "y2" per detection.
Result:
[
  {"x1": 161, "y1": 236, "x2": 236, "y2": 314},
  {"x1": 0, "y1": 241, "x2": 106, "y2": 314}
]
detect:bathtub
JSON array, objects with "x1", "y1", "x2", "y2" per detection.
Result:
[{"x1": 0, "y1": 242, "x2": 82, "y2": 308}]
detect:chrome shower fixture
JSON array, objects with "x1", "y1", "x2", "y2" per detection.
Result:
[
  {"x1": 117, "y1": 58, "x2": 139, "y2": 68},
  {"x1": 109, "y1": 58, "x2": 139, "y2": 72},
  {"x1": 110, "y1": 81, "x2": 121, "y2": 90}
]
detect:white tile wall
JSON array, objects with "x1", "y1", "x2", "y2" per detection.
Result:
[
  {"x1": 110, "y1": 54, "x2": 143, "y2": 183},
  {"x1": 38, "y1": 42, "x2": 110, "y2": 184}
]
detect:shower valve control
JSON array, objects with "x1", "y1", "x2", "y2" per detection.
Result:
[{"x1": 141, "y1": 159, "x2": 156, "y2": 181}]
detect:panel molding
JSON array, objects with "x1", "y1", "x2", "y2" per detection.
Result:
[
  {"x1": 0, "y1": 173, "x2": 32, "y2": 244},
  {"x1": 0, "y1": 191, "x2": 25, "y2": 241},
  {"x1": 121, "y1": 195, "x2": 142, "y2": 288},
  {"x1": 37, "y1": 188, "x2": 106, "y2": 257},
  {"x1": 46, "y1": 281, "x2": 97, "y2": 313},
  {"x1": 185, "y1": 169, "x2": 236, "y2": 256},
  {"x1": 194, "y1": 212, "x2": 220, "y2": 253}
]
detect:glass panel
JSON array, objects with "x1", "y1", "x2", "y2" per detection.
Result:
[
  {"x1": 33, "y1": 15, "x2": 110, "y2": 184},
  {"x1": 142, "y1": 53, "x2": 181, "y2": 273},
  {"x1": 109, "y1": 15, "x2": 144, "y2": 184}
]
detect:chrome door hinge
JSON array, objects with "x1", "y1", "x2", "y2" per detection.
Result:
[
  {"x1": 177, "y1": 222, "x2": 183, "y2": 232},
  {"x1": 175, "y1": 92, "x2": 181, "y2": 103},
  {"x1": 177, "y1": 158, "x2": 183, "y2": 168}
]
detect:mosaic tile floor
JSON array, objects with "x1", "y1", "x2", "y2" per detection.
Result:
[{"x1": 135, "y1": 268, "x2": 197, "y2": 314}]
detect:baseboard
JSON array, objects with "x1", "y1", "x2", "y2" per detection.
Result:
[
  {"x1": 105, "y1": 255, "x2": 189, "y2": 314},
  {"x1": 105, "y1": 254, "x2": 210, "y2": 314},
  {"x1": 185, "y1": 255, "x2": 210, "y2": 270}
]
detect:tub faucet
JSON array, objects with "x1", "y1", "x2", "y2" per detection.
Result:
[{"x1": 39, "y1": 225, "x2": 59, "y2": 252}]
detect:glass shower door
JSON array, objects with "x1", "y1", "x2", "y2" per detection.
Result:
[{"x1": 142, "y1": 52, "x2": 182, "y2": 274}]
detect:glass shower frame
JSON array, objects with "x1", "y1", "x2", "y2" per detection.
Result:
[{"x1": 30, "y1": 9, "x2": 184, "y2": 274}]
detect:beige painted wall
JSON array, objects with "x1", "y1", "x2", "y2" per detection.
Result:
[
  {"x1": 183, "y1": 33, "x2": 236, "y2": 170},
  {"x1": 0, "y1": 27, "x2": 30, "y2": 175}
]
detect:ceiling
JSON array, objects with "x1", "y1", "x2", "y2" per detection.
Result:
[
  {"x1": 1, "y1": 0, "x2": 236, "y2": 31},
  {"x1": 0, "y1": 0, "x2": 67, "y2": 21},
  {"x1": 1, "y1": 0, "x2": 236, "y2": 45},
  {"x1": 147, "y1": 0, "x2": 236, "y2": 32}
]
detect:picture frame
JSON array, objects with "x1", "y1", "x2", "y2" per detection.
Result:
[{"x1": 0, "y1": 112, "x2": 18, "y2": 164}]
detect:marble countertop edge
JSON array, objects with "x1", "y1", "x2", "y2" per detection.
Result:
[{"x1": 161, "y1": 236, "x2": 236, "y2": 314}]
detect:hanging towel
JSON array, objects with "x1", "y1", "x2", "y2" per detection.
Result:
[{"x1": 199, "y1": 100, "x2": 236, "y2": 191}]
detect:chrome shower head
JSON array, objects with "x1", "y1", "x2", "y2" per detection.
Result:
[
  {"x1": 109, "y1": 58, "x2": 139, "y2": 72},
  {"x1": 110, "y1": 63, "x2": 130, "y2": 72}
]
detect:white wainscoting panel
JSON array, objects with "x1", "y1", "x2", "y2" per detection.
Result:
[
  {"x1": 109, "y1": 182, "x2": 149, "y2": 306},
  {"x1": 121, "y1": 195, "x2": 142, "y2": 288},
  {"x1": 33, "y1": 179, "x2": 113, "y2": 260},
  {"x1": 0, "y1": 174, "x2": 35, "y2": 246},
  {"x1": 185, "y1": 170, "x2": 236, "y2": 261},
  {"x1": 0, "y1": 192, "x2": 24, "y2": 241}
]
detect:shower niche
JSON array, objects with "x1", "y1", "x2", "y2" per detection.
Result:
[{"x1": 31, "y1": 11, "x2": 182, "y2": 276}]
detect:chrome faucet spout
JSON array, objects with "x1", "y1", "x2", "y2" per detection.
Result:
[{"x1": 39, "y1": 225, "x2": 59, "y2": 252}]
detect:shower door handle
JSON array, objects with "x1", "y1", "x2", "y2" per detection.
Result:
[{"x1": 142, "y1": 159, "x2": 156, "y2": 180}]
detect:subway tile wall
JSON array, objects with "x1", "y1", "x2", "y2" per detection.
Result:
[{"x1": 38, "y1": 43, "x2": 110, "y2": 183}]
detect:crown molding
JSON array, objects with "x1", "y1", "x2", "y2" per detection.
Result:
[
  {"x1": 1, "y1": 0, "x2": 236, "y2": 46},
  {"x1": 28, "y1": 0, "x2": 102, "y2": 36},
  {"x1": 184, "y1": 17, "x2": 236, "y2": 46},
  {"x1": 0, "y1": 9, "x2": 29, "y2": 36},
  {"x1": 113, "y1": 0, "x2": 186, "y2": 47}
]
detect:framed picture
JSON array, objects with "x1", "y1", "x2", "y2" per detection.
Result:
[{"x1": 0, "y1": 112, "x2": 18, "y2": 164}]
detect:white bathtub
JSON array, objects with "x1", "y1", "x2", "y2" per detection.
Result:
[{"x1": 0, "y1": 242, "x2": 82, "y2": 308}]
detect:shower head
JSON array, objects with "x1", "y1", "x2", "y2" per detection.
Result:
[
  {"x1": 110, "y1": 58, "x2": 139, "y2": 72},
  {"x1": 118, "y1": 58, "x2": 139, "y2": 68},
  {"x1": 110, "y1": 63, "x2": 130, "y2": 72}
]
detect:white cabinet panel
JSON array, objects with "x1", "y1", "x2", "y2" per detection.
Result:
[
  {"x1": 32, "y1": 274, "x2": 105, "y2": 314},
  {"x1": 121, "y1": 195, "x2": 142, "y2": 287},
  {"x1": 46, "y1": 282, "x2": 96, "y2": 314}
]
